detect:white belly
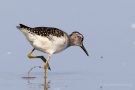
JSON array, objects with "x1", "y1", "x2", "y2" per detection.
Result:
[{"x1": 22, "y1": 30, "x2": 69, "y2": 55}]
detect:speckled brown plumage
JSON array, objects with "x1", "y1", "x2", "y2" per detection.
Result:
[{"x1": 19, "y1": 24, "x2": 65, "y2": 37}]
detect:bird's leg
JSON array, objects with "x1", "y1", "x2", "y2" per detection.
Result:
[
  {"x1": 44, "y1": 54, "x2": 52, "y2": 79},
  {"x1": 27, "y1": 48, "x2": 51, "y2": 70}
]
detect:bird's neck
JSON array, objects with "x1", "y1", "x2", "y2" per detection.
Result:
[{"x1": 68, "y1": 37, "x2": 74, "y2": 46}]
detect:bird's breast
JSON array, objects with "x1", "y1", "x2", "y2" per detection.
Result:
[
  {"x1": 32, "y1": 34, "x2": 69, "y2": 54},
  {"x1": 50, "y1": 35, "x2": 69, "y2": 54}
]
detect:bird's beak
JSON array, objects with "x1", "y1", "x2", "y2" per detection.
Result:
[{"x1": 80, "y1": 44, "x2": 89, "y2": 56}]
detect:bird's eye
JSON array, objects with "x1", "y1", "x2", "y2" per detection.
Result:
[{"x1": 77, "y1": 36, "x2": 81, "y2": 39}]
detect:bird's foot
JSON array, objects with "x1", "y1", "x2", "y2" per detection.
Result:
[
  {"x1": 27, "y1": 52, "x2": 39, "y2": 59},
  {"x1": 27, "y1": 52, "x2": 33, "y2": 59}
]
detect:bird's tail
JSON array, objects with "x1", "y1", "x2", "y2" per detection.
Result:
[{"x1": 16, "y1": 24, "x2": 31, "y2": 30}]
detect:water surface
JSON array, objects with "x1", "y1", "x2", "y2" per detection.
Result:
[{"x1": 0, "y1": 70, "x2": 134, "y2": 90}]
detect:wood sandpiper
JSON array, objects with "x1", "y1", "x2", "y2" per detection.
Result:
[{"x1": 17, "y1": 24, "x2": 89, "y2": 76}]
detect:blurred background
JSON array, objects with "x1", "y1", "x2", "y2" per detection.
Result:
[{"x1": 0, "y1": 0, "x2": 135, "y2": 90}]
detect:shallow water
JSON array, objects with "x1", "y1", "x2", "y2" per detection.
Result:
[{"x1": 0, "y1": 71, "x2": 134, "y2": 90}]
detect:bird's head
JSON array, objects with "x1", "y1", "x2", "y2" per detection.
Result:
[{"x1": 69, "y1": 31, "x2": 89, "y2": 56}]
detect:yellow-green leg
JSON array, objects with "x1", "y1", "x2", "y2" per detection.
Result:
[
  {"x1": 44, "y1": 61, "x2": 47, "y2": 90},
  {"x1": 44, "y1": 61, "x2": 48, "y2": 79},
  {"x1": 44, "y1": 54, "x2": 52, "y2": 79},
  {"x1": 27, "y1": 48, "x2": 51, "y2": 70}
]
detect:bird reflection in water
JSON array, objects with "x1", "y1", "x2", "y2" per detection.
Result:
[{"x1": 22, "y1": 66, "x2": 50, "y2": 90}]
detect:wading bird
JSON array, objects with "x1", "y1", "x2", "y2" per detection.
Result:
[{"x1": 17, "y1": 24, "x2": 89, "y2": 76}]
